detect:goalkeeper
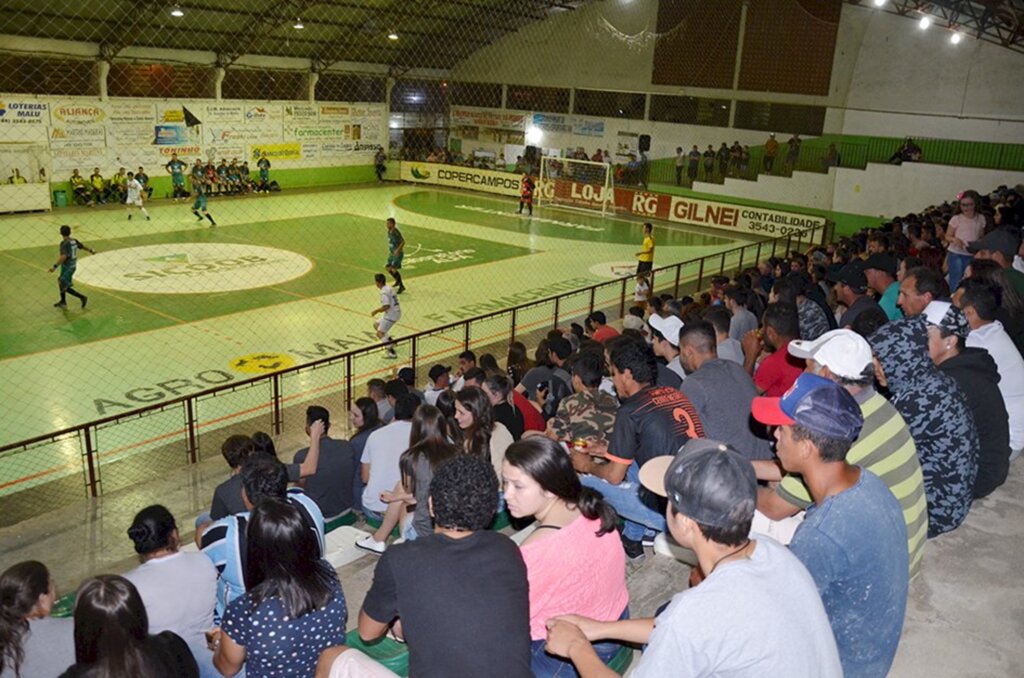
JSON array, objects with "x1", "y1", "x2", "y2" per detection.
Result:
[{"x1": 518, "y1": 173, "x2": 535, "y2": 216}]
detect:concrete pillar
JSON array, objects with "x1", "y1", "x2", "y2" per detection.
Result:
[
  {"x1": 308, "y1": 71, "x2": 319, "y2": 103},
  {"x1": 213, "y1": 67, "x2": 226, "y2": 101},
  {"x1": 95, "y1": 60, "x2": 110, "y2": 101},
  {"x1": 385, "y1": 77, "x2": 395, "y2": 152},
  {"x1": 729, "y1": 0, "x2": 749, "y2": 128}
]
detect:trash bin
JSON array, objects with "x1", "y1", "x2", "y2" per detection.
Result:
[{"x1": 53, "y1": 190, "x2": 68, "y2": 208}]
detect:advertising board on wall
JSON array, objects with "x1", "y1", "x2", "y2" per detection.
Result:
[
  {"x1": 399, "y1": 162, "x2": 520, "y2": 197},
  {"x1": 51, "y1": 103, "x2": 107, "y2": 126},
  {"x1": 450, "y1": 107, "x2": 527, "y2": 131},
  {"x1": 107, "y1": 102, "x2": 155, "y2": 125},
  {"x1": 0, "y1": 100, "x2": 49, "y2": 125},
  {"x1": 249, "y1": 142, "x2": 301, "y2": 161}
]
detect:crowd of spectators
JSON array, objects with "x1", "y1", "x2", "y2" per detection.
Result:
[{"x1": 3, "y1": 183, "x2": 1024, "y2": 677}]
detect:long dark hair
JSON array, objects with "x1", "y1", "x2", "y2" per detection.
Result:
[
  {"x1": 504, "y1": 437, "x2": 618, "y2": 536},
  {"x1": 400, "y1": 405, "x2": 458, "y2": 497},
  {"x1": 506, "y1": 341, "x2": 532, "y2": 386},
  {"x1": 127, "y1": 505, "x2": 177, "y2": 559},
  {"x1": 455, "y1": 387, "x2": 495, "y2": 461},
  {"x1": 0, "y1": 561, "x2": 50, "y2": 677},
  {"x1": 435, "y1": 390, "x2": 463, "y2": 448},
  {"x1": 72, "y1": 575, "x2": 152, "y2": 677},
  {"x1": 251, "y1": 431, "x2": 276, "y2": 457},
  {"x1": 244, "y1": 498, "x2": 334, "y2": 619},
  {"x1": 353, "y1": 397, "x2": 381, "y2": 435}
]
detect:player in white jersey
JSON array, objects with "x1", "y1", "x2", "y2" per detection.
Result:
[
  {"x1": 125, "y1": 172, "x2": 151, "y2": 221},
  {"x1": 371, "y1": 273, "x2": 401, "y2": 359}
]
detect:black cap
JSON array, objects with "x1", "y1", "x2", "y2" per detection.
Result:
[
  {"x1": 397, "y1": 367, "x2": 415, "y2": 384},
  {"x1": 827, "y1": 261, "x2": 867, "y2": 292},
  {"x1": 863, "y1": 253, "x2": 898, "y2": 278},
  {"x1": 428, "y1": 364, "x2": 450, "y2": 382}
]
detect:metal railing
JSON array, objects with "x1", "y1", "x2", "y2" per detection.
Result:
[{"x1": 0, "y1": 222, "x2": 829, "y2": 524}]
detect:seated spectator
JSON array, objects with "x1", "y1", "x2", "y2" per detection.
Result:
[
  {"x1": 62, "y1": 575, "x2": 197, "y2": 677},
  {"x1": 212, "y1": 499, "x2": 347, "y2": 678},
  {"x1": 968, "y1": 228, "x2": 1024, "y2": 299},
  {"x1": 293, "y1": 407, "x2": 355, "y2": 520},
  {"x1": 772, "y1": 274, "x2": 830, "y2": 341},
  {"x1": 851, "y1": 305, "x2": 890, "y2": 338},
  {"x1": 830, "y1": 262, "x2": 881, "y2": 328},
  {"x1": 506, "y1": 341, "x2": 533, "y2": 387},
  {"x1": 516, "y1": 337, "x2": 573, "y2": 398},
  {"x1": 544, "y1": 350, "x2": 619, "y2": 447},
  {"x1": 503, "y1": 438, "x2": 629, "y2": 677},
  {"x1": 455, "y1": 386, "x2": 514, "y2": 479},
  {"x1": 397, "y1": 367, "x2": 425, "y2": 403},
  {"x1": 586, "y1": 312, "x2": 620, "y2": 344},
  {"x1": 742, "y1": 302, "x2": 805, "y2": 396},
  {"x1": 575, "y1": 337, "x2": 705, "y2": 561},
  {"x1": 355, "y1": 455, "x2": 532, "y2": 677},
  {"x1": 725, "y1": 288, "x2": 758, "y2": 341},
  {"x1": 124, "y1": 505, "x2": 217, "y2": 677},
  {"x1": 924, "y1": 301, "x2": 1011, "y2": 497},
  {"x1": 870, "y1": 317, "x2": 978, "y2": 536},
  {"x1": 482, "y1": 373, "x2": 525, "y2": 440},
  {"x1": 88, "y1": 168, "x2": 107, "y2": 205},
  {"x1": 356, "y1": 405, "x2": 458, "y2": 554},
  {"x1": 753, "y1": 374, "x2": 909, "y2": 678},
  {"x1": 678, "y1": 321, "x2": 772, "y2": 460},
  {"x1": 423, "y1": 364, "x2": 450, "y2": 405},
  {"x1": 954, "y1": 280, "x2": 1024, "y2": 458},
  {"x1": 0, "y1": 561, "x2": 74, "y2": 678},
  {"x1": 360, "y1": 394, "x2": 417, "y2": 522},
  {"x1": 348, "y1": 397, "x2": 382, "y2": 513},
  {"x1": 206, "y1": 435, "x2": 257, "y2": 522},
  {"x1": 703, "y1": 307, "x2": 744, "y2": 365},
  {"x1": 69, "y1": 169, "x2": 89, "y2": 205},
  {"x1": 199, "y1": 455, "x2": 325, "y2": 617},
  {"x1": 752, "y1": 329, "x2": 927, "y2": 575},
  {"x1": 546, "y1": 440, "x2": 841, "y2": 676},
  {"x1": 864, "y1": 253, "x2": 904, "y2": 321},
  {"x1": 451, "y1": 350, "x2": 477, "y2": 391},
  {"x1": 367, "y1": 378, "x2": 392, "y2": 423},
  {"x1": 648, "y1": 314, "x2": 685, "y2": 380},
  {"x1": 897, "y1": 265, "x2": 946, "y2": 317}
]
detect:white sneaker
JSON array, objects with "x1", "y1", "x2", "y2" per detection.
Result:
[
  {"x1": 653, "y1": 532, "x2": 674, "y2": 557},
  {"x1": 355, "y1": 534, "x2": 387, "y2": 555}
]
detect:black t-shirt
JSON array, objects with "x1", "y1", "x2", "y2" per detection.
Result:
[
  {"x1": 293, "y1": 437, "x2": 356, "y2": 518},
  {"x1": 60, "y1": 631, "x2": 197, "y2": 678},
  {"x1": 493, "y1": 402, "x2": 524, "y2": 440},
  {"x1": 210, "y1": 474, "x2": 246, "y2": 521},
  {"x1": 608, "y1": 386, "x2": 705, "y2": 467},
  {"x1": 362, "y1": 530, "x2": 532, "y2": 678}
]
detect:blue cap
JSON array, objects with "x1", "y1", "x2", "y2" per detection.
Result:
[{"x1": 751, "y1": 372, "x2": 863, "y2": 441}]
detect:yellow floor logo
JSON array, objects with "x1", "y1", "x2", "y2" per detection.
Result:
[{"x1": 230, "y1": 352, "x2": 297, "y2": 374}]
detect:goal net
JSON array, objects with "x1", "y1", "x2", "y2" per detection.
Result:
[{"x1": 538, "y1": 155, "x2": 615, "y2": 217}]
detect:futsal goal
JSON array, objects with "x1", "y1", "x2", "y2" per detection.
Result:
[{"x1": 537, "y1": 155, "x2": 615, "y2": 217}]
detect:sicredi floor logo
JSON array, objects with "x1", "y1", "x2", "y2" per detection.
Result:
[{"x1": 76, "y1": 243, "x2": 313, "y2": 294}]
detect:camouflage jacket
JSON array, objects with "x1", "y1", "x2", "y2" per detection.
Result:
[{"x1": 549, "y1": 389, "x2": 619, "y2": 443}]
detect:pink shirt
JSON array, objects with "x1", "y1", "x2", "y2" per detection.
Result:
[
  {"x1": 947, "y1": 213, "x2": 985, "y2": 255},
  {"x1": 519, "y1": 515, "x2": 629, "y2": 640}
]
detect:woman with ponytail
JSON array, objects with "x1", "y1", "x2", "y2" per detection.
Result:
[
  {"x1": 0, "y1": 561, "x2": 73, "y2": 678},
  {"x1": 502, "y1": 437, "x2": 629, "y2": 678}
]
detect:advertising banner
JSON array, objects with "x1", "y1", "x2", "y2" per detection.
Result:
[
  {"x1": 205, "y1": 145, "x2": 247, "y2": 162},
  {"x1": 156, "y1": 145, "x2": 202, "y2": 159},
  {"x1": 106, "y1": 124, "x2": 155, "y2": 145},
  {"x1": 284, "y1": 104, "x2": 318, "y2": 121},
  {"x1": 49, "y1": 125, "x2": 106, "y2": 149},
  {"x1": 532, "y1": 113, "x2": 573, "y2": 135},
  {"x1": 574, "y1": 117, "x2": 605, "y2": 137},
  {"x1": 157, "y1": 104, "x2": 186, "y2": 124},
  {"x1": 451, "y1": 107, "x2": 526, "y2": 131},
  {"x1": 205, "y1": 124, "x2": 281, "y2": 144},
  {"x1": 51, "y1": 102, "x2": 107, "y2": 126},
  {"x1": 154, "y1": 125, "x2": 190, "y2": 146},
  {"x1": 300, "y1": 143, "x2": 319, "y2": 161},
  {"x1": 317, "y1": 105, "x2": 350, "y2": 120},
  {"x1": 107, "y1": 102, "x2": 155, "y2": 125},
  {"x1": 286, "y1": 126, "x2": 345, "y2": 141},
  {"x1": 243, "y1": 104, "x2": 282, "y2": 122},
  {"x1": 400, "y1": 162, "x2": 520, "y2": 197},
  {"x1": 0, "y1": 100, "x2": 49, "y2": 125},
  {"x1": 203, "y1": 104, "x2": 245, "y2": 123},
  {"x1": 249, "y1": 142, "x2": 301, "y2": 161},
  {"x1": 52, "y1": 147, "x2": 108, "y2": 172},
  {"x1": 616, "y1": 131, "x2": 639, "y2": 157}
]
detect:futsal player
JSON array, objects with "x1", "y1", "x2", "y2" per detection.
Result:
[
  {"x1": 518, "y1": 173, "x2": 535, "y2": 216},
  {"x1": 385, "y1": 217, "x2": 406, "y2": 293},
  {"x1": 191, "y1": 181, "x2": 217, "y2": 227},
  {"x1": 371, "y1": 273, "x2": 401, "y2": 359},
  {"x1": 257, "y1": 153, "x2": 271, "y2": 193},
  {"x1": 124, "y1": 172, "x2": 150, "y2": 221},
  {"x1": 49, "y1": 225, "x2": 94, "y2": 309},
  {"x1": 165, "y1": 153, "x2": 187, "y2": 200},
  {"x1": 191, "y1": 158, "x2": 205, "y2": 195}
]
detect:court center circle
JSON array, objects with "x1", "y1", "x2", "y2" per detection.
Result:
[{"x1": 75, "y1": 243, "x2": 313, "y2": 294}]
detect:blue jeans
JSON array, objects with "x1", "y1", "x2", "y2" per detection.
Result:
[
  {"x1": 580, "y1": 463, "x2": 666, "y2": 541},
  {"x1": 530, "y1": 608, "x2": 629, "y2": 678},
  {"x1": 947, "y1": 252, "x2": 972, "y2": 293}
]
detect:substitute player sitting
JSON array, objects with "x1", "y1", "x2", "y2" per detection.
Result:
[
  {"x1": 257, "y1": 153, "x2": 271, "y2": 193},
  {"x1": 192, "y1": 181, "x2": 217, "y2": 227},
  {"x1": 125, "y1": 172, "x2": 150, "y2": 221},
  {"x1": 519, "y1": 173, "x2": 536, "y2": 216},
  {"x1": 385, "y1": 217, "x2": 406, "y2": 293},
  {"x1": 371, "y1": 273, "x2": 401, "y2": 359}
]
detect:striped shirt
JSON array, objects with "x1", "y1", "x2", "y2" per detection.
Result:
[
  {"x1": 777, "y1": 388, "x2": 928, "y2": 578},
  {"x1": 200, "y1": 488, "x2": 325, "y2": 618}
]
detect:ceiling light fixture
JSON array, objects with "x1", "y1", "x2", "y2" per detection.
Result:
[
  {"x1": 950, "y1": 31, "x2": 962, "y2": 44},
  {"x1": 872, "y1": 0, "x2": 885, "y2": 7},
  {"x1": 170, "y1": 4, "x2": 184, "y2": 17},
  {"x1": 387, "y1": 33, "x2": 399, "y2": 41},
  {"x1": 918, "y1": 16, "x2": 931, "y2": 30}
]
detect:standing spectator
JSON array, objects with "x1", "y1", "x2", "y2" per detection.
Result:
[
  {"x1": 897, "y1": 265, "x2": 946, "y2": 317},
  {"x1": 674, "y1": 147, "x2": 684, "y2": 186},
  {"x1": 423, "y1": 364, "x2": 450, "y2": 406},
  {"x1": 545, "y1": 440, "x2": 842, "y2": 677},
  {"x1": 955, "y1": 280, "x2": 1024, "y2": 458},
  {"x1": 864, "y1": 253, "x2": 904, "y2": 321},
  {"x1": 293, "y1": 407, "x2": 356, "y2": 520},
  {"x1": 678, "y1": 321, "x2": 772, "y2": 460},
  {"x1": 574, "y1": 339, "x2": 705, "y2": 560},
  {"x1": 397, "y1": 367, "x2": 425, "y2": 403},
  {"x1": 212, "y1": 499, "x2": 347, "y2": 678},
  {"x1": 124, "y1": 505, "x2": 218, "y2": 677},
  {"x1": 785, "y1": 133, "x2": 801, "y2": 170},
  {"x1": 763, "y1": 133, "x2": 779, "y2": 172},
  {"x1": 503, "y1": 438, "x2": 629, "y2": 678},
  {"x1": 0, "y1": 561, "x2": 74, "y2": 678},
  {"x1": 831, "y1": 262, "x2": 881, "y2": 328},
  {"x1": 635, "y1": 222, "x2": 654, "y2": 275},
  {"x1": 753, "y1": 374, "x2": 909, "y2": 678},
  {"x1": 361, "y1": 394, "x2": 417, "y2": 522},
  {"x1": 367, "y1": 378, "x2": 392, "y2": 423},
  {"x1": 545, "y1": 350, "x2": 619, "y2": 446},
  {"x1": 870, "y1": 317, "x2": 978, "y2": 536},
  {"x1": 742, "y1": 302, "x2": 805, "y2": 396},
  {"x1": 686, "y1": 145, "x2": 700, "y2": 183},
  {"x1": 348, "y1": 398, "x2": 382, "y2": 514},
  {"x1": 729, "y1": 141, "x2": 742, "y2": 177},
  {"x1": 924, "y1": 301, "x2": 1010, "y2": 497},
  {"x1": 716, "y1": 142, "x2": 730, "y2": 178},
  {"x1": 944, "y1": 189, "x2": 985, "y2": 292},
  {"x1": 354, "y1": 456, "x2": 532, "y2": 677},
  {"x1": 822, "y1": 143, "x2": 840, "y2": 169},
  {"x1": 63, "y1": 576, "x2": 197, "y2": 677},
  {"x1": 701, "y1": 144, "x2": 715, "y2": 180},
  {"x1": 725, "y1": 288, "x2": 758, "y2": 341}
]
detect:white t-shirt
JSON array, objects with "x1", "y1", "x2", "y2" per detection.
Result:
[
  {"x1": 0, "y1": 616, "x2": 74, "y2": 678},
  {"x1": 361, "y1": 419, "x2": 413, "y2": 512},
  {"x1": 123, "y1": 550, "x2": 218, "y2": 648},
  {"x1": 633, "y1": 537, "x2": 842, "y2": 678},
  {"x1": 966, "y1": 320, "x2": 1024, "y2": 450},
  {"x1": 380, "y1": 284, "x2": 401, "y2": 321},
  {"x1": 126, "y1": 178, "x2": 143, "y2": 202}
]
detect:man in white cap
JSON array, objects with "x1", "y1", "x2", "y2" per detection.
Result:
[
  {"x1": 648, "y1": 313, "x2": 685, "y2": 381},
  {"x1": 751, "y1": 329, "x2": 928, "y2": 578},
  {"x1": 544, "y1": 439, "x2": 841, "y2": 677}
]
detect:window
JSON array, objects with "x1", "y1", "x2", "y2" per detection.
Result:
[
  {"x1": 315, "y1": 74, "x2": 386, "y2": 102},
  {"x1": 390, "y1": 79, "x2": 449, "y2": 114},
  {"x1": 649, "y1": 95, "x2": 730, "y2": 127},
  {"x1": 506, "y1": 85, "x2": 569, "y2": 113},
  {"x1": 733, "y1": 101, "x2": 825, "y2": 136},
  {"x1": 109, "y1": 63, "x2": 212, "y2": 99},
  {"x1": 449, "y1": 82, "x2": 502, "y2": 109},
  {"x1": 222, "y1": 68, "x2": 306, "y2": 101},
  {"x1": 573, "y1": 89, "x2": 646, "y2": 120},
  {"x1": 0, "y1": 56, "x2": 95, "y2": 96}
]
